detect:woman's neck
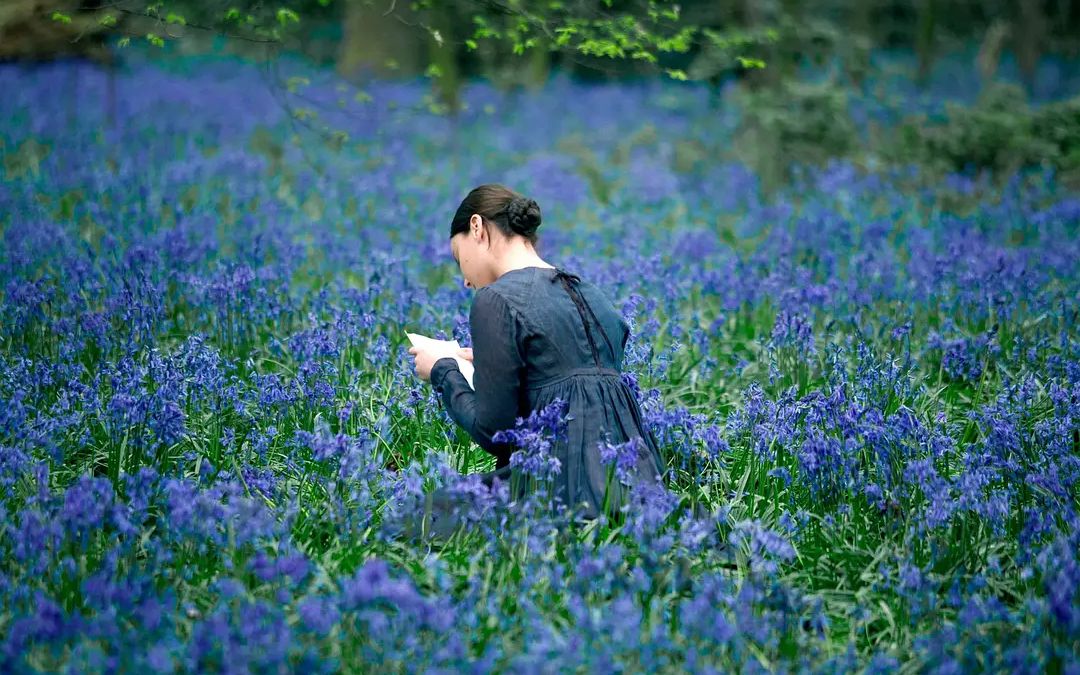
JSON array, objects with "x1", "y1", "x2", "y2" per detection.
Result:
[{"x1": 493, "y1": 240, "x2": 554, "y2": 277}]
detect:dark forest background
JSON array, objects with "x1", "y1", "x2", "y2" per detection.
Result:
[
  {"x1": 5, "y1": 0, "x2": 1080, "y2": 190},
  {"x1": 6, "y1": 1, "x2": 1080, "y2": 85}
]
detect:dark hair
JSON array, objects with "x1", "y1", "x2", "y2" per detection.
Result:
[{"x1": 449, "y1": 183, "x2": 542, "y2": 245}]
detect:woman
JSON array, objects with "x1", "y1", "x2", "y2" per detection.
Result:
[{"x1": 407, "y1": 183, "x2": 666, "y2": 538}]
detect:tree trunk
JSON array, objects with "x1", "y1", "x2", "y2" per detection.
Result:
[
  {"x1": 337, "y1": 0, "x2": 425, "y2": 80},
  {"x1": 1015, "y1": 0, "x2": 1045, "y2": 94},
  {"x1": 916, "y1": 0, "x2": 937, "y2": 87},
  {"x1": 0, "y1": 0, "x2": 110, "y2": 62},
  {"x1": 426, "y1": 3, "x2": 461, "y2": 116}
]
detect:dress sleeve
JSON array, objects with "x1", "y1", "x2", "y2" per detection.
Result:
[{"x1": 430, "y1": 287, "x2": 526, "y2": 467}]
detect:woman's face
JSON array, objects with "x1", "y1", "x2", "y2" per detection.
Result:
[{"x1": 450, "y1": 214, "x2": 496, "y2": 290}]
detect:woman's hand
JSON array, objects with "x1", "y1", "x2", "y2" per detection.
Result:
[
  {"x1": 408, "y1": 345, "x2": 474, "y2": 382},
  {"x1": 408, "y1": 346, "x2": 439, "y2": 381}
]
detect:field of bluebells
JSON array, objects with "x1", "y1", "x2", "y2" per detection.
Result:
[{"x1": 2, "y1": 48, "x2": 1079, "y2": 673}]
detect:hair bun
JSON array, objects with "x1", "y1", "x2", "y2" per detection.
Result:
[{"x1": 505, "y1": 197, "x2": 542, "y2": 237}]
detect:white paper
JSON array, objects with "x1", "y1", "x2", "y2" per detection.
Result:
[{"x1": 406, "y1": 331, "x2": 474, "y2": 389}]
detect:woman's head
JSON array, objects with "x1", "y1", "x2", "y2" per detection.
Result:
[{"x1": 449, "y1": 184, "x2": 542, "y2": 289}]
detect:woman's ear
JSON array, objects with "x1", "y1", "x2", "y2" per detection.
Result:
[{"x1": 470, "y1": 214, "x2": 483, "y2": 239}]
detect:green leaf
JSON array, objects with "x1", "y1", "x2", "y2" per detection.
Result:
[
  {"x1": 465, "y1": 38, "x2": 477, "y2": 50},
  {"x1": 579, "y1": 38, "x2": 623, "y2": 59},
  {"x1": 51, "y1": 12, "x2": 71, "y2": 24},
  {"x1": 165, "y1": 13, "x2": 186, "y2": 26},
  {"x1": 276, "y1": 8, "x2": 300, "y2": 26},
  {"x1": 424, "y1": 63, "x2": 442, "y2": 78},
  {"x1": 224, "y1": 8, "x2": 241, "y2": 21},
  {"x1": 100, "y1": 14, "x2": 117, "y2": 27},
  {"x1": 665, "y1": 68, "x2": 688, "y2": 81},
  {"x1": 146, "y1": 33, "x2": 165, "y2": 48},
  {"x1": 117, "y1": 36, "x2": 131, "y2": 47},
  {"x1": 736, "y1": 56, "x2": 766, "y2": 69}
]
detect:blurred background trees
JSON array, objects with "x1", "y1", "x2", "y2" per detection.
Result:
[
  {"x1": 6, "y1": 0, "x2": 1079, "y2": 188},
  {"x1": 11, "y1": 1, "x2": 1080, "y2": 87}
]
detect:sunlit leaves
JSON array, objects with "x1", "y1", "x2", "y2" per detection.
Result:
[
  {"x1": 737, "y1": 56, "x2": 766, "y2": 69},
  {"x1": 276, "y1": 8, "x2": 300, "y2": 27},
  {"x1": 459, "y1": 3, "x2": 768, "y2": 74},
  {"x1": 49, "y1": 0, "x2": 769, "y2": 79},
  {"x1": 654, "y1": 25, "x2": 696, "y2": 53}
]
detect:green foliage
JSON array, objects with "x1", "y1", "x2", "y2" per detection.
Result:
[
  {"x1": 276, "y1": 7, "x2": 300, "y2": 27},
  {"x1": 722, "y1": 72, "x2": 1077, "y2": 192},
  {"x1": 37, "y1": 0, "x2": 769, "y2": 87},
  {"x1": 894, "y1": 83, "x2": 1046, "y2": 173},
  {"x1": 449, "y1": 1, "x2": 710, "y2": 68},
  {"x1": 891, "y1": 83, "x2": 1080, "y2": 175},
  {"x1": 732, "y1": 79, "x2": 859, "y2": 190},
  {"x1": 736, "y1": 56, "x2": 765, "y2": 69},
  {"x1": 1032, "y1": 97, "x2": 1080, "y2": 172}
]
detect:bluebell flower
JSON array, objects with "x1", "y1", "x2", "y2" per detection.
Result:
[
  {"x1": 297, "y1": 596, "x2": 340, "y2": 635},
  {"x1": 598, "y1": 435, "x2": 646, "y2": 487},
  {"x1": 492, "y1": 399, "x2": 570, "y2": 482}
]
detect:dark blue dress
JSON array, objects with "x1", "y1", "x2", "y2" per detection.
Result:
[{"x1": 408, "y1": 266, "x2": 667, "y2": 540}]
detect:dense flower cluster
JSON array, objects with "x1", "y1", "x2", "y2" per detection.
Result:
[
  {"x1": 492, "y1": 398, "x2": 570, "y2": 481},
  {"x1": 1, "y1": 49, "x2": 1078, "y2": 672}
]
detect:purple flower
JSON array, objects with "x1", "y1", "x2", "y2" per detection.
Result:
[
  {"x1": 297, "y1": 596, "x2": 340, "y2": 635},
  {"x1": 492, "y1": 399, "x2": 570, "y2": 481},
  {"x1": 598, "y1": 436, "x2": 647, "y2": 487}
]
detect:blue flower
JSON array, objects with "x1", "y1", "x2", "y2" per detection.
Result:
[
  {"x1": 492, "y1": 399, "x2": 570, "y2": 481},
  {"x1": 597, "y1": 435, "x2": 647, "y2": 487}
]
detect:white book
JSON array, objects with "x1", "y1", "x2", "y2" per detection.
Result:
[{"x1": 405, "y1": 332, "x2": 475, "y2": 389}]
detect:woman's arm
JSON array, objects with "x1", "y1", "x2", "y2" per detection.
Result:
[{"x1": 430, "y1": 287, "x2": 526, "y2": 467}]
